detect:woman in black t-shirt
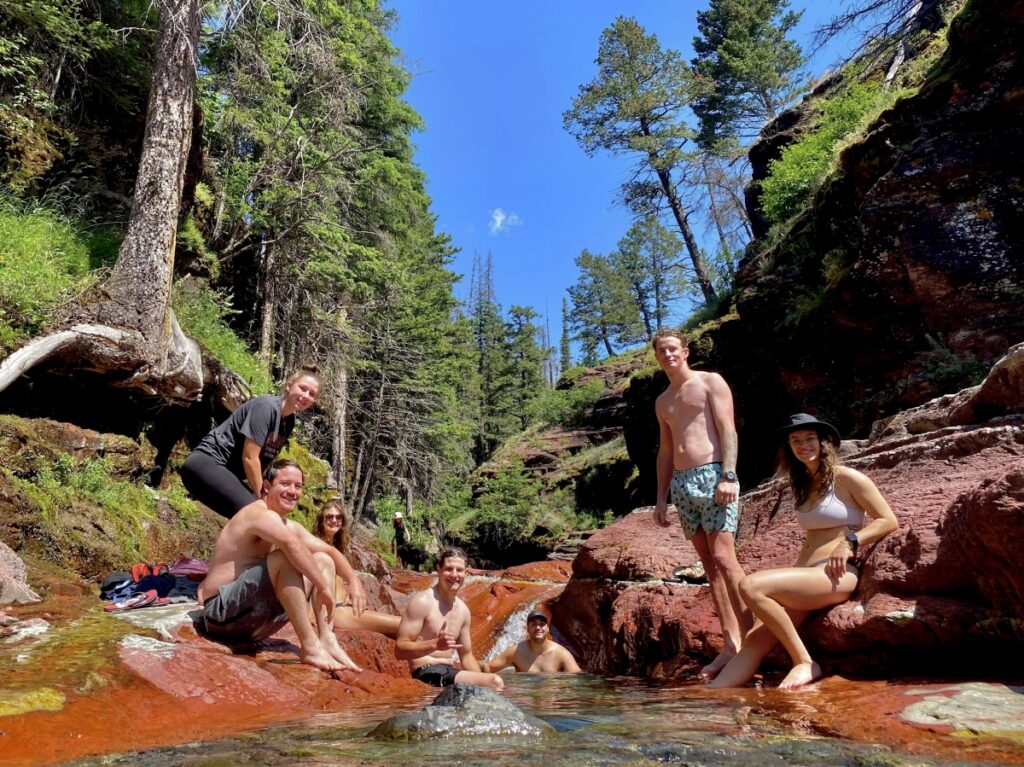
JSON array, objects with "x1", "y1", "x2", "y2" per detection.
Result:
[{"x1": 181, "y1": 364, "x2": 320, "y2": 518}]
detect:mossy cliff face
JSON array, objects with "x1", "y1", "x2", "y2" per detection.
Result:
[
  {"x1": 705, "y1": 0, "x2": 1024, "y2": 480},
  {"x1": 0, "y1": 414, "x2": 222, "y2": 579}
]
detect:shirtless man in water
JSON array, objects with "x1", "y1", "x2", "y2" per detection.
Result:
[
  {"x1": 395, "y1": 547, "x2": 504, "y2": 690},
  {"x1": 198, "y1": 460, "x2": 366, "y2": 672},
  {"x1": 652, "y1": 328, "x2": 749, "y2": 681},
  {"x1": 483, "y1": 610, "x2": 581, "y2": 674}
]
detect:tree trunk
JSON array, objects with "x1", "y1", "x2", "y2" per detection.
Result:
[
  {"x1": 655, "y1": 164, "x2": 717, "y2": 303},
  {"x1": 0, "y1": 0, "x2": 205, "y2": 401},
  {"x1": 329, "y1": 353, "x2": 348, "y2": 500},
  {"x1": 258, "y1": 234, "x2": 277, "y2": 364}
]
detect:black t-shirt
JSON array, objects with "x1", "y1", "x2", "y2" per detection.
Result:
[{"x1": 194, "y1": 395, "x2": 295, "y2": 480}]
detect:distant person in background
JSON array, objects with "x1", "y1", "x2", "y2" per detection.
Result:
[
  {"x1": 651, "y1": 328, "x2": 749, "y2": 681},
  {"x1": 391, "y1": 512, "x2": 408, "y2": 568},
  {"x1": 483, "y1": 610, "x2": 581, "y2": 674},
  {"x1": 710, "y1": 413, "x2": 898, "y2": 690},
  {"x1": 312, "y1": 501, "x2": 400, "y2": 638},
  {"x1": 181, "y1": 364, "x2": 320, "y2": 519}
]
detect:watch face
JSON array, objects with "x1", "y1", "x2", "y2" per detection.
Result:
[{"x1": 724, "y1": 471, "x2": 736, "y2": 481}]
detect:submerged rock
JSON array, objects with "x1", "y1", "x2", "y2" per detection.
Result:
[
  {"x1": 901, "y1": 683, "x2": 1024, "y2": 739},
  {"x1": 371, "y1": 683, "x2": 554, "y2": 741}
]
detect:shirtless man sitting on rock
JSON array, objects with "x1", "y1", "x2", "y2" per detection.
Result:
[
  {"x1": 395, "y1": 547, "x2": 504, "y2": 691},
  {"x1": 198, "y1": 459, "x2": 366, "y2": 672},
  {"x1": 483, "y1": 610, "x2": 581, "y2": 674}
]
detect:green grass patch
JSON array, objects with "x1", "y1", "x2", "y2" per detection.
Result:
[
  {"x1": 9, "y1": 456, "x2": 158, "y2": 562},
  {"x1": 0, "y1": 198, "x2": 117, "y2": 352},
  {"x1": 760, "y1": 77, "x2": 895, "y2": 226},
  {"x1": 526, "y1": 378, "x2": 606, "y2": 428},
  {"x1": 172, "y1": 280, "x2": 273, "y2": 394}
]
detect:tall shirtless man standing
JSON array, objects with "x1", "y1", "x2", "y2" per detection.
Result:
[
  {"x1": 198, "y1": 460, "x2": 366, "y2": 672},
  {"x1": 395, "y1": 547, "x2": 504, "y2": 690},
  {"x1": 652, "y1": 328, "x2": 749, "y2": 680}
]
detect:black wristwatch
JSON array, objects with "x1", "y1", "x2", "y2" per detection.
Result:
[
  {"x1": 845, "y1": 531, "x2": 859, "y2": 555},
  {"x1": 723, "y1": 470, "x2": 737, "y2": 482}
]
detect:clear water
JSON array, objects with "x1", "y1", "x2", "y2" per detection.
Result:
[{"x1": 65, "y1": 673, "x2": 1001, "y2": 767}]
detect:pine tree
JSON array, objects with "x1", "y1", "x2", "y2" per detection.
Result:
[
  {"x1": 611, "y1": 217, "x2": 686, "y2": 340},
  {"x1": 692, "y1": 0, "x2": 805, "y2": 148},
  {"x1": 505, "y1": 305, "x2": 546, "y2": 430},
  {"x1": 567, "y1": 248, "x2": 636, "y2": 360},
  {"x1": 559, "y1": 297, "x2": 572, "y2": 374},
  {"x1": 564, "y1": 17, "x2": 719, "y2": 303}
]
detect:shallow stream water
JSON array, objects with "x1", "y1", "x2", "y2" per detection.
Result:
[{"x1": 64, "y1": 673, "x2": 1011, "y2": 767}]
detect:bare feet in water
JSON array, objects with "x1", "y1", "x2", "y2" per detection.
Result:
[
  {"x1": 778, "y1": 661, "x2": 821, "y2": 690},
  {"x1": 697, "y1": 649, "x2": 735, "y2": 682}
]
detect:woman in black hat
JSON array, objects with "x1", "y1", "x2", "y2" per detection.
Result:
[{"x1": 709, "y1": 413, "x2": 898, "y2": 689}]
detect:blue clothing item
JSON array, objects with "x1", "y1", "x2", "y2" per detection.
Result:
[{"x1": 669, "y1": 462, "x2": 740, "y2": 539}]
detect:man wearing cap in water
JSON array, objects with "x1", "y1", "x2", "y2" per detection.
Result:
[{"x1": 483, "y1": 610, "x2": 582, "y2": 674}]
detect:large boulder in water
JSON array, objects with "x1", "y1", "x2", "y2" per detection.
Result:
[{"x1": 370, "y1": 683, "x2": 554, "y2": 741}]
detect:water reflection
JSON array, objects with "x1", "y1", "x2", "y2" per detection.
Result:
[{"x1": 66, "y1": 674, "x2": 982, "y2": 767}]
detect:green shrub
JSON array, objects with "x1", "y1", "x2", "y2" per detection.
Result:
[
  {"x1": 172, "y1": 280, "x2": 272, "y2": 393},
  {"x1": 526, "y1": 379, "x2": 605, "y2": 427},
  {"x1": 760, "y1": 78, "x2": 893, "y2": 226},
  {"x1": 13, "y1": 456, "x2": 159, "y2": 561},
  {"x1": 0, "y1": 199, "x2": 109, "y2": 351}
]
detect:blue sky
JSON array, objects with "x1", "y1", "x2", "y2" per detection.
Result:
[{"x1": 386, "y1": 2, "x2": 856, "y2": 349}]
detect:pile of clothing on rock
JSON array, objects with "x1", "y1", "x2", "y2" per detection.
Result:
[{"x1": 100, "y1": 559, "x2": 207, "y2": 612}]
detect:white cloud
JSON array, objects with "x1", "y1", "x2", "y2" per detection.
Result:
[{"x1": 488, "y1": 208, "x2": 522, "y2": 235}]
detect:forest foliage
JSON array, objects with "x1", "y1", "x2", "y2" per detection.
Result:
[{"x1": 0, "y1": 0, "x2": 965, "y2": 562}]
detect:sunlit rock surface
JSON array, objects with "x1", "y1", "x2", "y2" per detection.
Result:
[
  {"x1": 371, "y1": 683, "x2": 554, "y2": 741},
  {"x1": 0, "y1": 542, "x2": 39, "y2": 605}
]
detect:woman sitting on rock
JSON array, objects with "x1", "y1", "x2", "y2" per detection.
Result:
[
  {"x1": 181, "y1": 364, "x2": 321, "y2": 519},
  {"x1": 710, "y1": 413, "x2": 898, "y2": 690},
  {"x1": 313, "y1": 501, "x2": 401, "y2": 638}
]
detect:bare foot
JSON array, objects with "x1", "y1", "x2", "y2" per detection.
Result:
[
  {"x1": 697, "y1": 649, "x2": 735, "y2": 682},
  {"x1": 778, "y1": 661, "x2": 822, "y2": 690},
  {"x1": 300, "y1": 642, "x2": 344, "y2": 672},
  {"x1": 323, "y1": 633, "x2": 362, "y2": 672}
]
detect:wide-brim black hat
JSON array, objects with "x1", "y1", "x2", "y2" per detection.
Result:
[{"x1": 777, "y1": 413, "x2": 841, "y2": 445}]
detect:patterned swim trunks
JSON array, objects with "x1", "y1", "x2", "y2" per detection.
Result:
[{"x1": 669, "y1": 462, "x2": 740, "y2": 539}]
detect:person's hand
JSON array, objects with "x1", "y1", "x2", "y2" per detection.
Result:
[
  {"x1": 654, "y1": 501, "x2": 672, "y2": 527},
  {"x1": 826, "y1": 541, "x2": 852, "y2": 581},
  {"x1": 315, "y1": 587, "x2": 335, "y2": 624},
  {"x1": 345, "y1": 576, "x2": 366, "y2": 617},
  {"x1": 715, "y1": 479, "x2": 738, "y2": 506},
  {"x1": 435, "y1": 620, "x2": 463, "y2": 652}
]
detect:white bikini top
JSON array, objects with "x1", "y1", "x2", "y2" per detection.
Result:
[{"x1": 797, "y1": 486, "x2": 865, "y2": 531}]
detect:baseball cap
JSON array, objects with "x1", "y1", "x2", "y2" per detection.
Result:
[{"x1": 526, "y1": 610, "x2": 548, "y2": 624}]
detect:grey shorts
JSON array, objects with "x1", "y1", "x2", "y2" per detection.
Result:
[
  {"x1": 201, "y1": 559, "x2": 288, "y2": 642},
  {"x1": 412, "y1": 664, "x2": 460, "y2": 687},
  {"x1": 669, "y1": 463, "x2": 740, "y2": 539}
]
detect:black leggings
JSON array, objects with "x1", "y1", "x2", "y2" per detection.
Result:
[{"x1": 181, "y1": 450, "x2": 257, "y2": 519}]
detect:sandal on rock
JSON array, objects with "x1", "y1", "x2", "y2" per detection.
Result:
[{"x1": 668, "y1": 563, "x2": 708, "y2": 584}]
